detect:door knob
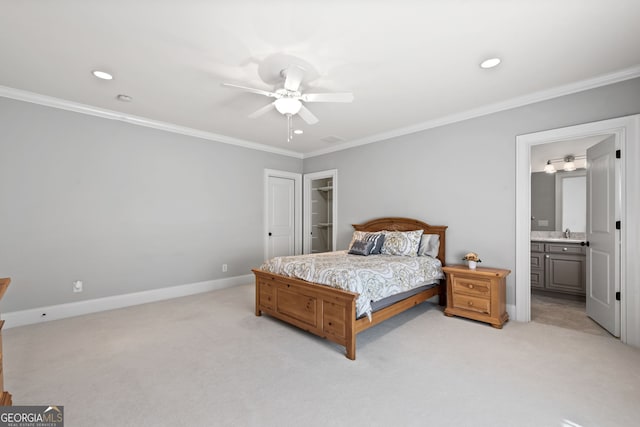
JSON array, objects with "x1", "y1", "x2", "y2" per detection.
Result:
[{"x1": 268, "y1": 232, "x2": 272, "y2": 236}]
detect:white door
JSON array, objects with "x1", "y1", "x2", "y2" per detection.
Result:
[
  {"x1": 586, "y1": 135, "x2": 620, "y2": 336},
  {"x1": 267, "y1": 176, "x2": 296, "y2": 259}
]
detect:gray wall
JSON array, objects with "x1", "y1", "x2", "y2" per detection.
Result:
[
  {"x1": 0, "y1": 97, "x2": 302, "y2": 311},
  {"x1": 531, "y1": 172, "x2": 556, "y2": 231},
  {"x1": 304, "y1": 77, "x2": 640, "y2": 306}
]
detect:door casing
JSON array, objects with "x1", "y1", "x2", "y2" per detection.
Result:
[{"x1": 515, "y1": 114, "x2": 640, "y2": 347}]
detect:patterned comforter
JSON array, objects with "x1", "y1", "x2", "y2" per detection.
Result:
[{"x1": 259, "y1": 250, "x2": 444, "y2": 319}]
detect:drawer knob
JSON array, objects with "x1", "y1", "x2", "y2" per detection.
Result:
[
  {"x1": 468, "y1": 301, "x2": 474, "y2": 306},
  {"x1": 468, "y1": 284, "x2": 474, "y2": 289},
  {"x1": 563, "y1": 247, "x2": 568, "y2": 251}
]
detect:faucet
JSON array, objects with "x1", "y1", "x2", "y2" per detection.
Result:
[{"x1": 564, "y1": 228, "x2": 571, "y2": 238}]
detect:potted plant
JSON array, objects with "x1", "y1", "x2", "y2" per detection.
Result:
[{"x1": 462, "y1": 252, "x2": 482, "y2": 270}]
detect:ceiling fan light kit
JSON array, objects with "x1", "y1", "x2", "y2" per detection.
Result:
[
  {"x1": 222, "y1": 59, "x2": 353, "y2": 142},
  {"x1": 274, "y1": 97, "x2": 302, "y2": 115}
]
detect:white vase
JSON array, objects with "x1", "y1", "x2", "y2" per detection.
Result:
[{"x1": 468, "y1": 260, "x2": 477, "y2": 270}]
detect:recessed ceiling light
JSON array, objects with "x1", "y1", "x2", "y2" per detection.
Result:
[
  {"x1": 116, "y1": 94, "x2": 132, "y2": 102},
  {"x1": 480, "y1": 58, "x2": 501, "y2": 69},
  {"x1": 293, "y1": 129, "x2": 303, "y2": 135},
  {"x1": 92, "y1": 70, "x2": 113, "y2": 80}
]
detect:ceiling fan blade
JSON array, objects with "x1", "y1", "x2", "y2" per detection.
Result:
[
  {"x1": 283, "y1": 65, "x2": 305, "y2": 92},
  {"x1": 301, "y1": 92, "x2": 354, "y2": 103},
  {"x1": 221, "y1": 83, "x2": 277, "y2": 98},
  {"x1": 248, "y1": 102, "x2": 275, "y2": 119},
  {"x1": 297, "y1": 105, "x2": 319, "y2": 125}
]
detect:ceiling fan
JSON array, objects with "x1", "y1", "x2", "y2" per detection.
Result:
[{"x1": 222, "y1": 65, "x2": 354, "y2": 141}]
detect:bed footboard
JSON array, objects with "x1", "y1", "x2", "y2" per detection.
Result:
[{"x1": 253, "y1": 269, "x2": 359, "y2": 360}]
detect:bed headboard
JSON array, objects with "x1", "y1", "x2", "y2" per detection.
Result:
[{"x1": 352, "y1": 217, "x2": 447, "y2": 265}]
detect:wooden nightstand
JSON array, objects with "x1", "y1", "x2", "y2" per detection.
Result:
[{"x1": 442, "y1": 265, "x2": 510, "y2": 329}]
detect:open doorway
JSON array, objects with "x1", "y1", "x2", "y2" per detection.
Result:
[
  {"x1": 530, "y1": 137, "x2": 612, "y2": 337},
  {"x1": 515, "y1": 114, "x2": 640, "y2": 348},
  {"x1": 303, "y1": 169, "x2": 338, "y2": 254}
]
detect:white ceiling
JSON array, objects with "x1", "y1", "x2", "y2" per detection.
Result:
[{"x1": 1, "y1": 1, "x2": 639, "y2": 157}]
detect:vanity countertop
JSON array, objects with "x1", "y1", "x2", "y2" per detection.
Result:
[
  {"x1": 531, "y1": 237, "x2": 585, "y2": 244},
  {"x1": 531, "y1": 231, "x2": 586, "y2": 244}
]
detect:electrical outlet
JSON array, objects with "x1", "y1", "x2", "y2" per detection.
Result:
[
  {"x1": 72, "y1": 280, "x2": 83, "y2": 293},
  {"x1": 222, "y1": 264, "x2": 228, "y2": 273}
]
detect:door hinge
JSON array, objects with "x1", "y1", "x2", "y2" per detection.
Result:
[
  {"x1": 616, "y1": 220, "x2": 621, "y2": 230},
  {"x1": 616, "y1": 291, "x2": 621, "y2": 301},
  {"x1": 616, "y1": 149, "x2": 621, "y2": 159}
]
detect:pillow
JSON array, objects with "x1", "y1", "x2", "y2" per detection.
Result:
[
  {"x1": 348, "y1": 239, "x2": 374, "y2": 256},
  {"x1": 417, "y1": 234, "x2": 440, "y2": 258},
  {"x1": 381, "y1": 229, "x2": 423, "y2": 256},
  {"x1": 348, "y1": 231, "x2": 385, "y2": 254}
]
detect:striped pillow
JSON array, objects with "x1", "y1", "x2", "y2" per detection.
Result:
[{"x1": 348, "y1": 231, "x2": 385, "y2": 254}]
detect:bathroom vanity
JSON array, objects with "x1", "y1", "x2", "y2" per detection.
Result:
[{"x1": 531, "y1": 236, "x2": 586, "y2": 296}]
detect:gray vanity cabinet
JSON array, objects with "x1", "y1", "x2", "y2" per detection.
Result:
[
  {"x1": 530, "y1": 242, "x2": 545, "y2": 290},
  {"x1": 531, "y1": 241, "x2": 586, "y2": 296}
]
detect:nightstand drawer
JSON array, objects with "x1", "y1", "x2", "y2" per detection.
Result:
[
  {"x1": 452, "y1": 294, "x2": 490, "y2": 315},
  {"x1": 452, "y1": 277, "x2": 491, "y2": 298}
]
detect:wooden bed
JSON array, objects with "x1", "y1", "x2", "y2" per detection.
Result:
[{"x1": 252, "y1": 217, "x2": 447, "y2": 360}]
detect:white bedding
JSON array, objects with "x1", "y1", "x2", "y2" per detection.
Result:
[{"x1": 259, "y1": 250, "x2": 444, "y2": 319}]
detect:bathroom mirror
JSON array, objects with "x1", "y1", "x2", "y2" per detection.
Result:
[{"x1": 555, "y1": 170, "x2": 586, "y2": 232}]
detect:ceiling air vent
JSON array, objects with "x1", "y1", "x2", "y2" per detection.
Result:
[{"x1": 321, "y1": 135, "x2": 344, "y2": 143}]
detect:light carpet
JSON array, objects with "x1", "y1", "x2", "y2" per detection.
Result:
[{"x1": 4, "y1": 284, "x2": 640, "y2": 427}]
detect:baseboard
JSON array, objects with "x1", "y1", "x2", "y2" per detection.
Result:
[
  {"x1": 2, "y1": 274, "x2": 253, "y2": 329},
  {"x1": 507, "y1": 303, "x2": 516, "y2": 321}
]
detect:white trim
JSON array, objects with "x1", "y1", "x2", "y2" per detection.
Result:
[
  {"x1": 303, "y1": 169, "x2": 338, "y2": 254},
  {"x1": 0, "y1": 85, "x2": 303, "y2": 159},
  {"x1": 264, "y1": 169, "x2": 303, "y2": 261},
  {"x1": 515, "y1": 115, "x2": 640, "y2": 348},
  {"x1": 2, "y1": 274, "x2": 252, "y2": 329},
  {"x1": 303, "y1": 65, "x2": 640, "y2": 158}
]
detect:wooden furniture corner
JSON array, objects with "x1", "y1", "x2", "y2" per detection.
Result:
[{"x1": 0, "y1": 278, "x2": 11, "y2": 405}]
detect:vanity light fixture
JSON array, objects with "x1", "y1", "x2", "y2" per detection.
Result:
[
  {"x1": 563, "y1": 155, "x2": 576, "y2": 172},
  {"x1": 543, "y1": 154, "x2": 585, "y2": 173},
  {"x1": 544, "y1": 160, "x2": 556, "y2": 174}
]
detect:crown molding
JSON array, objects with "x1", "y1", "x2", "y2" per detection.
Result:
[
  {"x1": 302, "y1": 65, "x2": 640, "y2": 158},
  {"x1": 2, "y1": 64, "x2": 639, "y2": 161},
  {"x1": 0, "y1": 85, "x2": 304, "y2": 159}
]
